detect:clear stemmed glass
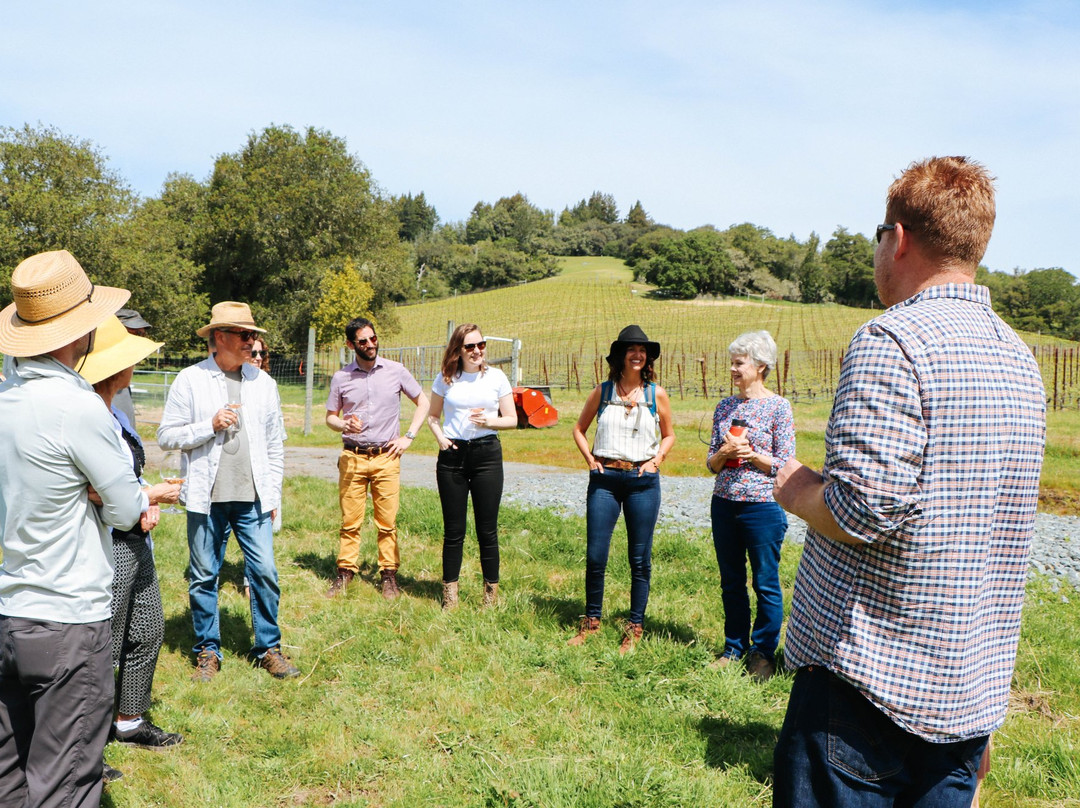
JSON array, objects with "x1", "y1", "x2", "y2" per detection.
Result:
[{"x1": 160, "y1": 451, "x2": 185, "y2": 514}]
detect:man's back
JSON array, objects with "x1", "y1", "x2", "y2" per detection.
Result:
[{"x1": 785, "y1": 283, "x2": 1045, "y2": 740}]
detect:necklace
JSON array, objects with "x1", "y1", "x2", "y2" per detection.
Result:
[{"x1": 615, "y1": 382, "x2": 641, "y2": 413}]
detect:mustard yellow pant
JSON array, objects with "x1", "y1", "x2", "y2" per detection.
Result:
[{"x1": 337, "y1": 450, "x2": 401, "y2": 573}]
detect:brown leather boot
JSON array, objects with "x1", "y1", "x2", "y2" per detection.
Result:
[
  {"x1": 441, "y1": 581, "x2": 459, "y2": 611},
  {"x1": 618, "y1": 622, "x2": 643, "y2": 655},
  {"x1": 380, "y1": 569, "x2": 400, "y2": 600},
  {"x1": 482, "y1": 581, "x2": 498, "y2": 607},
  {"x1": 567, "y1": 616, "x2": 601, "y2": 646},
  {"x1": 325, "y1": 568, "x2": 354, "y2": 598}
]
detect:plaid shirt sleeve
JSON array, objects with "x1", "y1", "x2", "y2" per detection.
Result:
[{"x1": 823, "y1": 324, "x2": 926, "y2": 543}]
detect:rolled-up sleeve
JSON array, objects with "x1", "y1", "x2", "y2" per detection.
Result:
[{"x1": 823, "y1": 325, "x2": 925, "y2": 543}]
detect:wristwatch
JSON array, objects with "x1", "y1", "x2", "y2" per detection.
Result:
[{"x1": 404, "y1": 431, "x2": 416, "y2": 440}]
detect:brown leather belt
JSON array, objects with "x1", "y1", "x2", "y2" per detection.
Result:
[
  {"x1": 344, "y1": 444, "x2": 387, "y2": 456},
  {"x1": 594, "y1": 456, "x2": 646, "y2": 470}
]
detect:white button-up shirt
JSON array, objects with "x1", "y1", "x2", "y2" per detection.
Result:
[{"x1": 157, "y1": 356, "x2": 285, "y2": 515}]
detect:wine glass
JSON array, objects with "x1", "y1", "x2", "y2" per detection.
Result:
[{"x1": 160, "y1": 451, "x2": 185, "y2": 514}]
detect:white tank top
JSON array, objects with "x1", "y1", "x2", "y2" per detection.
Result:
[{"x1": 591, "y1": 385, "x2": 660, "y2": 463}]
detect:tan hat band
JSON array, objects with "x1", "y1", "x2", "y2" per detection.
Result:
[{"x1": 15, "y1": 284, "x2": 96, "y2": 325}]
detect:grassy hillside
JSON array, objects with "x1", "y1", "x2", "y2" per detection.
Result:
[{"x1": 385, "y1": 257, "x2": 1080, "y2": 407}]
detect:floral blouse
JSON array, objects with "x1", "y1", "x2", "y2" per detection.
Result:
[{"x1": 709, "y1": 394, "x2": 795, "y2": 502}]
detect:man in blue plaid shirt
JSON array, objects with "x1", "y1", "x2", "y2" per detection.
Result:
[{"x1": 773, "y1": 157, "x2": 1046, "y2": 807}]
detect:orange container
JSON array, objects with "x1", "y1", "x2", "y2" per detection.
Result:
[{"x1": 512, "y1": 387, "x2": 559, "y2": 428}]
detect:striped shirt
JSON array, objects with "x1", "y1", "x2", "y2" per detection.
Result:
[{"x1": 784, "y1": 284, "x2": 1045, "y2": 742}]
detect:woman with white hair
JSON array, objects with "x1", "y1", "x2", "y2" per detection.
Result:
[{"x1": 706, "y1": 330, "x2": 795, "y2": 682}]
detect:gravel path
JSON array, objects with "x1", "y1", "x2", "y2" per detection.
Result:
[{"x1": 146, "y1": 444, "x2": 1080, "y2": 591}]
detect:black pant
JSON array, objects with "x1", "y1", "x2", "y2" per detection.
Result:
[
  {"x1": 436, "y1": 435, "x2": 503, "y2": 583},
  {"x1": 0, "y1": 616, "x2": 113, "y2": 808}
]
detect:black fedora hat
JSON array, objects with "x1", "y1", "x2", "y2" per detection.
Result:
[{"x1": 608, "y1": 324, "x2": 660, "y2": 361}]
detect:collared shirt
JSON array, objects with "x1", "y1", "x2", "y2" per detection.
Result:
[
  {"x1": 784, "y1": 284, "x2": 1045, "y2": 742},
  {"x1": 326, "y1": 356, "x2": 422, "y2": 446},
  {"x1": 0, "y1": 357, "x2": 148, "y2": 624},
  {"x1": 157, "y1": 356, "x2": 285, "y2": 515}
]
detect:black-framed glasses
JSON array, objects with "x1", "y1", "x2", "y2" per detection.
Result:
[
  {"x1": 462, "y1": 340, "x2": 487, "y2": 352},
  {"x1": 219, "y1": 329, "x2": 257, "y2": 341},
  {"x1": 251, "y1": 350, "x2": 268, "y2": 358},
  {"x1": 352, "y1": 335, "x2": 378, "y2": 347},
  {"x1": 875, "y1": 223, "x2": 913, "y2": 243}
]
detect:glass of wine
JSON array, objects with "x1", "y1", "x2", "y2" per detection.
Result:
[{"x1": 160, "y1": 451, "x2": 185, "y2": 514}]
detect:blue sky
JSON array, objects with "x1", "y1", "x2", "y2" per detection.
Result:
[{"x1": 3, "y1": 0, "x2": 1078, "y2": 276}]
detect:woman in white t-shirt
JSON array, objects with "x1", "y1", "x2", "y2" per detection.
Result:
[
  {"x1": 427, "y1": 323, "x2": 517, "y2": 610},
  {"x1": 569, "y1": 325, "x2": 675, "y2": 654}
]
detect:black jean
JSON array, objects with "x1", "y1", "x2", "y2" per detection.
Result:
[{"x1": 436, "y1": 435, "x2": 503, "y2": 583}]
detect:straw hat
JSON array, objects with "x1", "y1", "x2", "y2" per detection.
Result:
[
  {"x1": 79, "y1": 315, "x2": 164, "y2": 385},
  {"x1": 0, "y1": 250, "x2": 130, "y2": 358},
  {"x1": 196, "y1": 301, "x2": 266, "y2": 338}
]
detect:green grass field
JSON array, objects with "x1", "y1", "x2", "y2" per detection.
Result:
[{"x1": 103, "y1": 475, "x2": 1080, "y2": 807}]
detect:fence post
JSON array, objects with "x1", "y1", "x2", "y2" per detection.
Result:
[
  {"x1": 512, "y1": 338, "x2": 522, "y2": 386},
  {"x1": 304, "y1": 327, "x2": 315, "y2": 436}
]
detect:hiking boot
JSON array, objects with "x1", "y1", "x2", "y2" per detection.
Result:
[
  {"x1": 103, "y1": 762, "x2": 124, "y2": 784},
  {"x1": 567, "y1": 616, "x2": 601, "y2": 646},
  {"x1": 746, "y1": 651, "x2": 776, "y2": 683},
  {"x1": 441, "y1": 580, "x2": 459, "y2": 611},
  {"x1": 618, "y1": 622, "x2": 643, "y2": 655},
  {"x1": 114, "y1": 719, "x2": 184, "y2": 751},
  {"x1": 709, "y1": 654, "x2": 739, "y2": 671},
  {"x1": 482, "y1": 581, "x2": 499, "y2": 607},
  {"x1": 381, "y1": 569, "x2": 400, "y2": 600},
  {"x1": 325, "y1": 568, "x2": 355, "y2": 598},
  {"x1": 191, "y1": 649, "x2": 220, "y2": 682},
  {"x1": 258, "y1": 646, "x2": 300, "y2": 679}
]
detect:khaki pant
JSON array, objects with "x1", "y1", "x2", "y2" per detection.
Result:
[{"x1": 337, "y1": 449, "x2": 401, "y2": 572}]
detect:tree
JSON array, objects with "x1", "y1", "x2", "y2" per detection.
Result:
[
  {"x1": 190, "y1": 125, "x2": 407, "y2": 347},
  {"x1": 312, "y1": 257, "x2": 376, "y2": 345},
  {"x1": 392, "y1": 192, "x2": 438, "y2": 242},
  {"x1": 625, "y1": 200, "x2": 652, "y2": 228},
  {"x1": 0, "y1": 124, "x2": 133, "y2": 305},
  {"x1": 638, "y1": 228, "x2": 737, "y2": 298},
  {"x1": 823, "y1": 227, "x2": 877, "y2": 307},
  {"x1": 464, "y1": 193, "x2": 553, "y2": 253},
  {"x1": 561, "y1": 191, "x2": 618, "y2": 226}
]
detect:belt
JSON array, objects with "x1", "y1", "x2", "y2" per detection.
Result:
[
  {"x1": 344, "y1": 444, "x2": 388, "y2": 456},
  {"x1": 452, "y1": 434, "x2": 499, "y2": 446},
  {"x1": 594, "y1": 456, "x2": 647, "y2": 470}
]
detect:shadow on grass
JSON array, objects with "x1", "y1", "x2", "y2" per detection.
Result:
[
  {"x1": 163, "y1": 604, "x2": 263, "y2": 660},
  {"x1": 292, "y1": 550, "x2": 344, "y2": 582},
  {"x1": 698, "y1": 714, "x2": 777, "y2": 783},
  {"x1": 529, "y1": 594, "x2": 585, "y2": 628}
]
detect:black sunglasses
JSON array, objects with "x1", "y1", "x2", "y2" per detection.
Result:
[
  {"x1": 219, "y1": 329, "x2": 257, "y2": 341},
  {"x1": 875, "y1": 223, "x2": 913, "y2": 243},
  {"x1": 352, "y1": 335, "x2": 378, "y2": 347},
  {"x1": 462, "y1": 340, "x2": 487, "y2": 352},
  {"x1": 251, "y1": 350, "x2": 268, "y2": 358}
]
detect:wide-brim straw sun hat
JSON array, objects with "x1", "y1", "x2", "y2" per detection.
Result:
[
  {"x1": 196, "y1": 301, "x2": 267, "y2": 338},
  {"x1": 0, "y1": 250, "x2": 130, "y2": 358},
  {"x1": 79, "y1": 315, "x2": 164, "y2": 385},
  {"x1": 608, "y1": 324, "x2": 661, "y2": 361}
]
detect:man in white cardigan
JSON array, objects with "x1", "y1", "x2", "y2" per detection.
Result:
[{"x1": 158, "y1": 301, "x2": 296, "y2": 682}]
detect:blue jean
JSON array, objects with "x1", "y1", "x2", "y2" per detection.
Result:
[
  {"x1": 584, "y1": 467, "x2": 661, "y2": 624},
  {"x1": 773, "y1": 666, "x2": 988, "y2": 808},
  {"x1": 187, "y1": 501, "x2": 281, "y2": 659},
  {"x1": 711, "y1": 497, "x2": 787, "y2": 660}
]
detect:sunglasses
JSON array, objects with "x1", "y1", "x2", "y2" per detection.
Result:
[
  {"x1": 219, "y1": 329, "x2": 258, "y2": 341},
  {"x1": 462, "y1": 340, "x2": 487, "y2": 352},
  {"x1": 875, "y1": 223, "x2": 913, "y2": 243},
  {"x1": 251, "y1": 350, "x2": 268, "y2": 358},
  {"x1": 352, "y1": 335, "x2": 378, "y2": 347}
]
